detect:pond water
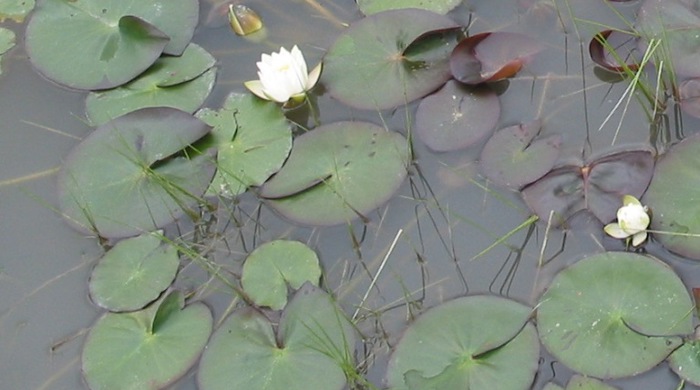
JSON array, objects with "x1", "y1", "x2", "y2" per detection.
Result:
[{"x1": 3, "y1": 0, "x2": 700, "y2": 389}]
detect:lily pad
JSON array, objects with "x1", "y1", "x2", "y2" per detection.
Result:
[
  {"x1": 323, "y1": 8, "x2": 459, "y2": 110},
  {"x1": 643, "y1": 133, "x2": 700, "y2": 259},
  {"x1": 679, "y1": 78, "x2": 700, "y2": 118},
  {"x1": 636, "y1": 0, "x2": 700, "y2": 77},
  {"x1": 589, "y1": 30, "x2": 640, "y2": 73},
  {"x1": 88, "y1": 231, "x2": 179, "y2": 312},
  {"x1": 259, "y1": 121, "x2": 410, "y2": 226},
  {"x1": 537, "y1": 252, "x2": 693, "y2": 379},
  {"x1": 450, "y1": 32, "x2": 543, "y2": 84},
  {"x1": 198, "y1": 283, "x2": 356, "y2": 390},
  {"x1": 85, "y1": 43, "x2": 217, "y2": 126},
  {"x1": 668, "y1": 339, "x2": 700, "y2": 385},
  {"x1": 521, "y1": 148, "x2": 654, "y2": 226},
  {"x1": 0, "y1": 0, "x2": 34, "y2": 22},
  {"x1": 26, "y1": 0, "x2": 198, "y2": 90},
  {"x1": 241, "y1": 240, "x2": 321, "y2": 310},
  {"x1": 58, "y1": 107, "x2": 216, "y2": 238},
  {"x1": 82, "y1": 291, "x2": 212, "y2": 390},
  {"x1": 566, "y1": 376, "x2": 618, "y2": 390},
  {"x1": 196, "y1": 93, "x2": 292, "y2": 198},
  {"x1": 386, "y1": 295, "x2": 539, "y2": 390},
  {"x1": 415, "y1": 80, "x2": 501, "y2": 152},
  {"x1": 0, "y1": 27, "x2": 14, "y2": 75},
  {"x1": 480, "y1": 120, "x2": 561, "y2": 188},
  {"x1": 357, "y1": 0, "x2": 461, "y2": 15}
]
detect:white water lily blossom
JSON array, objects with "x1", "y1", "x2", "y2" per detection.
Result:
[
  {"x1": 244, "y1": 45, "x2": 322, "y2": 105},
  {"x1": 604, "y1": 195, "x2": 650, "y2": 246}
]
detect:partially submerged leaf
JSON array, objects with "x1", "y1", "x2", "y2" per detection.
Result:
[
  {"x1": 386, "y1": 295, "x2": 539, "y2": 390},
  {"x1": 668, "y1": 339, "x2": 700, "y2": 386},
  {"x1": 450, "y1": 32, "x2": 543, "y2": 84},
  {"x1": 198, "y1": 284, "x2": 355, "y2": 390},
  {"x1": 259, "y1": 121, "x2": 410, "y2": 226},
  {"x1": 415, "y1": 80, "x2": 501, "y2": 152},
  {"x1": 58, "y1": 108, "x2": 216, "y2": 238},
  {"x1": 89, "y1": 231, "x2": 179, "y2": 312},
  {"x1": 0, "y1": 0, "x2": 34, "y2": 22},
  {"x1": 566, "y1": 375, "x2": 619, "y2": 390},
  {"x1": 241, "y1": 240, "x2": 321, "y2": 310},
  {"x1": 589, "y1": 30, "x2": 641, "y2": 73},
  {"x1": 82, "y1": 295, "x2": 212, "y2": 390},
  {"x1": 522, "y1": 148, "x2": 654, "y2": 226},
  {"x1": 323, "y1": 8, "x2": 458, "y2": 110},
  {"x1": 537, "y1": 252, "x2": 692, "y2": 379},
  {"x1": 151, "y1": 290, "x2": 184, "y2": 334},
  {"x1": 480, "y1": 120, "x2": 561, "y2": 188}
]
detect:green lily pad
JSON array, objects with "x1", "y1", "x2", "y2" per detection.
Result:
[
  {"x1": 480, "y1": 120, "x2": 562, "y2": 188},
  {"x1": 82, "y1": 291, "x2": 212, "y2": 390},
  {"x1": 566, "y1": 375, "x2": 618, "y2": 390},
  {"x1": 58, "y1": 107, "x2": 216, "y2": 238},
  {"x1": 643, "y1": 133, "x2": 700, "y2": 260},
  {"x1": 0, "y1": 0, "x2": 34, "y2": 22},
  {"x1": 415, "y1": 80, "x2": 501, "y2": 152},
  {"x1": 26, "y1": 0, "x2": 198, "y2": 90},
  {"x1": 636, "y1": 0, "x2": 700, "y2": 77},
  {"x1": 323, "y1": 8, "x2": 459, "y2": 110},
  {"x1": 88, "y1": 231, "x2": 179, "y2": 312},
  {"x1": 386, "y1": 295, "x2": 539, "y2": 390},
  {"x1": 537, "y1": 252, "x2": 693, "y2": 379},
  {"x1": 86, "y1": 43, "x2": 217, "y2": 126},
  {"x1": 198, "y1": 283, "x2": 356, "y2": 390},
  {"x1": 357, "y1": 0, "x2": 461, "y2": 15},
  {"x1": 196, "y1": 93, "x2": 292, "y2": 198},
  {"x1": 259, "y1": 121, "x2": 410, "y2": 226},
  {"x1": 0, "y1": 27, "x2": 15, "y2": 76},
  {"x1": 669, "y1": 339, "x2": 700, "y2": 385},
  {"x1": 241, "y1": 240, "x2": 321, "y2": 310}
]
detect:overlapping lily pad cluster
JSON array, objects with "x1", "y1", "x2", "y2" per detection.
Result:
[{"x1": 13, "y1": 0, "x2": 700, "y2": 388}]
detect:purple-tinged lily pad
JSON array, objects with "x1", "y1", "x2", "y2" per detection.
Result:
[
  {"x1": 537, "y1": 252, "x2": 692, "y2": 379},
  {"x1": 679, "y1": 78, "x2": 700, "y2": 118},
  {"x1": 450, "y1": 32, "x2": 543, "y2": 85},
  {"x1": 522, "y1": 148, "x2": 654, "y2": 226},
  {"x1": 636, "y1": 0, "x2": 700, "y2": 78},
  {"x1": 416, "y1": 80, "x2": 500, "y2": 152},
  {"x1": 58, "y1": 108, "x2": 216, "y2": 238},
  {"x1": 643, "y1": 133, "x2": 700, "y2": 259},
  {"x1": 589, "y1": 30, "x2": 641, "y2": 73},
  {"x1": 323, "y1": 8, "x2": 459, "y2": 110},
  {"x1": 480, "y1": 120, "x2": 561, "y2": 188},
  {"x1": 26, "y1": 0, "x2": 198, "y2": 90},
  {"x1": 259, "y1": 121, "x2": 410, "y2": 226}
]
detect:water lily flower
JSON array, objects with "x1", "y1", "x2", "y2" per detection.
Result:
[
  {"x1": 604, "y1": 195, "x2": 650, "y2": 246},
  {"x1": 244, "y1": 45, "x2": 322, "y2": 105}
]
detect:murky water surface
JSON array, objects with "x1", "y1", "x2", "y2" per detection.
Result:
[{"x1": 3, "y1": 0, "x2": 700, "y2": 388}]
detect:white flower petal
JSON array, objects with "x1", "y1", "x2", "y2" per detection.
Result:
[
  {"x1": 604, "y1": 223, "x2": 631, "y2": 239},
  {"x1": 306, "y1": 62, "x2": 322, "y2": 90},
  {"x1": 632, "y1": 231, "x2": 648, "y2": 246},
  {"x1": 244, "y1": 80, "x2": 271, "y2": 101}
]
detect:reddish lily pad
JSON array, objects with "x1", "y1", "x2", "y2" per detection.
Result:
[
  {"x1": 415, "y1": 80, "x2": 500, "y2": 152},
  {"x1": 643, "y1": 133, "x2": 700, "y2": 259},
  {"x1": 679, "y1": 78, "x2": 700, "y2": 118},
  {"x1": 323, "y1": 8, "x2": 459, "y2": 110},
  {"x1": 450, "y1": 32, "x2": 543, "y2": 85},
  {"x1": 589, "y1": 30, "x2": 641, "y2": 73},
  {"x1": 522, "y1": 148, "x2": 654, "y2": 226},
  {"x1": 480, "y1": 120, "x2": 561, "y2": 188}
]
